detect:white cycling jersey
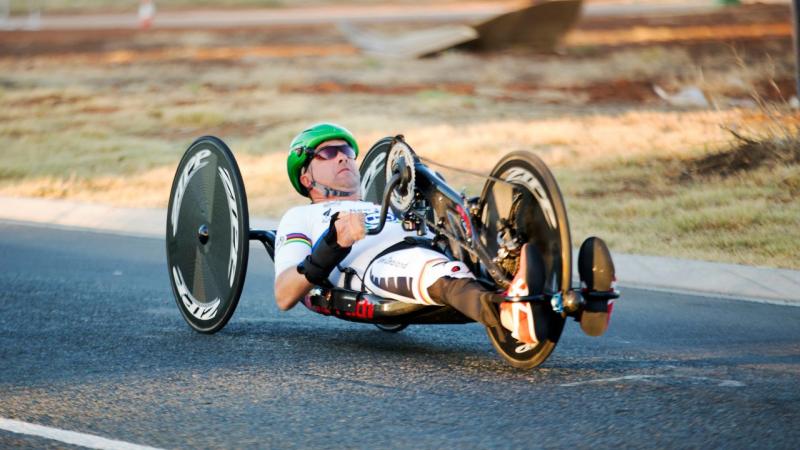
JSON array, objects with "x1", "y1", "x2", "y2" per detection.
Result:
[{"x1": 274, "y1": 200, "x2": 474, "y2": 304}]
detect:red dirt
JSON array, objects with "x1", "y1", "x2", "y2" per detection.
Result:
[
  {"x1": 280, "y1": 81, "x2": 476, "y2": 96},
  {"x1": 7, "y1": 93, "x2": 91, "y2": 107},
  {"x1": 78, "y1": 106, "x2": 121, "y2": 114},
  {"x1": 506, "y1": 79, "x2": 656, "y2": 103}
]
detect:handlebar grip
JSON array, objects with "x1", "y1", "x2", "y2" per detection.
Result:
[{"x1": 367, "y1": 172, "x2": 402, "y2": 236}]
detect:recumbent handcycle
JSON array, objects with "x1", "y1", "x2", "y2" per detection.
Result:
[{"x1": 166, "y1": 135, "x2": 619, "y2": 369}]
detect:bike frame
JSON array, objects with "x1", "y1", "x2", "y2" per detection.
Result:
[
  {"x1": 414, "y1": 163, "x2": 513, "y2": 289},
  {"x1": 368, "y1": 153, "x2": 545, "y2": 302}
]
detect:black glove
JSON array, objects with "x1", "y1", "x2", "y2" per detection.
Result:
[{"x1": 297, "y1": 212, "x2": 352, "y2": 287}]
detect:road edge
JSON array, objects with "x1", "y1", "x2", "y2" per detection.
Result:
[{"x1": 1, "y1": 195, "x2": 797, "y2": 306}]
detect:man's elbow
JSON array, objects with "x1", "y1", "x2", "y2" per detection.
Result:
[
  {"x1": 274, "y1": 291, "x2": 297, "y2": 311},
  {"x1": 276, "y1": 299, "x2": 293, "y2": 311}
]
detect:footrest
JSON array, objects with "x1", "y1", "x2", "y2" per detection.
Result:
[
  {"x1": 579, "y1": 298, "x2": 615, "y2": 337},
  {"x1": 499, "y1": 294, "x2": 546, "y2": 303}
]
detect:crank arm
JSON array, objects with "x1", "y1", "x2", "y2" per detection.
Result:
[{"x1": 424, "y1": 218, "x2": 511, "y2": 287}]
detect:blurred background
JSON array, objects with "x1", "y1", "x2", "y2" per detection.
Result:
[{"x1": 0, "y1": 0, "x2": 797, "y2": 268}]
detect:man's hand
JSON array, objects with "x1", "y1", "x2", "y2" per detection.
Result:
[{"x1": 335, "y1": 212, "x2": 366, "y2": 247}]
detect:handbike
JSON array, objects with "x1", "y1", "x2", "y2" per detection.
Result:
[{"x1": 165, "y1": 135, "x2": 619, "y2": 369}]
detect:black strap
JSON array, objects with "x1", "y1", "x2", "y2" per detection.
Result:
[
  {"x1": 339, "y1": 266, "x2": 358, "y2": 290},
  {"x1": 297, "y1": 212, "x2": 351, "y2": 287},
  {"x1": 308, "y1": 180, "x2": 355, "y2": 198}
]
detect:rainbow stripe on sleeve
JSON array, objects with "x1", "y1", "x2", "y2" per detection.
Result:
[{"x1": 285, "y1": 233, "x2": 312, "y2": 247}]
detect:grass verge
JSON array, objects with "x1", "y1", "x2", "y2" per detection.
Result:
[{"x1": 0, "y1": 32, "x2": 797, "y2": 268}]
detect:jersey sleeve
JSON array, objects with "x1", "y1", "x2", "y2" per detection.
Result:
[{"x1": 273, "y1": 206, "x2": 313, "y2": 278}]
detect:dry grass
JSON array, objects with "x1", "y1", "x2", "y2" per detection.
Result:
[
  {"x1": 560, "y1": 149, "x2": 800, "y2": 269},
  {"x1": 0, "y1": 26, "x2": 797, "y2": 268}
]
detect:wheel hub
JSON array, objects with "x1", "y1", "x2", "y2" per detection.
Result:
[{"x1": 198, "y1": 224, "x2": 210, "y2": 245}]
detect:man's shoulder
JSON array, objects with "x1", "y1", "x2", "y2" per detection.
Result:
[
  {"x1": 277, "y1": 204, "x2": 315, "y2": 230},
  {"x1": 281, "y1": 203, "x2": 315, "y2": 217},
  {"x1": 279, "y1": 200, "x2": 382, "y2": 226},
  {"x1": 278, "y1": 202, "x2": 338, "y2": 226},
  {"x1": 283, "y1": 200, "x2": 377, "y2": 215}
]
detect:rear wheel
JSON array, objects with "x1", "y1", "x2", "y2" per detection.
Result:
[
  {"x1": 166, "y1": 136, "x2": 249, "y2": 334},
  {"x1": 478, "y1": 151, "x2": 571, "y2": 369}
]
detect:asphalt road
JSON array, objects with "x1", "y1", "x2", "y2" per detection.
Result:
[{"x1": 0, "y1": 221, "x2": 798, "y2": 449}]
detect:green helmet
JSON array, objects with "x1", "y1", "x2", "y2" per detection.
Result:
[{"x1": 287, "y1": 122, "x2": 359, "y2": 196}]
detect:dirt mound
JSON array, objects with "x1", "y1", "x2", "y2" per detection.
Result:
[
  {"x1": 577, "y1": 3, "x2": 789, "y2": 31},
  {"x1": 681, "y1": 134, "x2": 800, "y2": 180},
  {"x1": 757, "y1": 78, "x2": 798, "y2": 102}
]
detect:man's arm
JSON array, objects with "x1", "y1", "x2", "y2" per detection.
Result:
[
  {"x1": 273, "y1": 211, "x2": 366, "y2": 311},
  {"x1": 274, "y1": 267, "x2": 312, "y2": 311}
]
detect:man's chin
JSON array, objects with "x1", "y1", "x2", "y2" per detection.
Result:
[{"x1": 335, "y1": 175, "x2": 361, "y2": 192}]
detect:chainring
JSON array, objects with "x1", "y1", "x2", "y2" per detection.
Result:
[{"x1": 385, "y1": 139, "x2": 416, "y2": 213}]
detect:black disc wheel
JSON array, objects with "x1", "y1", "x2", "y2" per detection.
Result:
[
  {"x1": 374, "y1": 323, "x2": 410, "y2": 333},
  {"x1": 166, "y1": 136, "x2": 249, "y2": 334},
  {"x1": 478, "y1": 151, "x2": 571, "y2": 369}
]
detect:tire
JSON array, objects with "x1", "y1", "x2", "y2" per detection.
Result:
[
  {"x1": 478, "y1": 151, "x2": 571, "y2": 369},
  {"x1": 374, "y1": 323, "x2": 410, "y2": 333},
  {"x1": 166, "y1": 136, "x2": 249, "y2": 334}
]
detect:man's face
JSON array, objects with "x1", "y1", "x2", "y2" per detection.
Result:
[{"x1": 300, "y1": 139, "x2": 360, "y2": 195}]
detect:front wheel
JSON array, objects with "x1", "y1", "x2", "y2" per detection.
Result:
[{"x1": 478, "y1": 151, "x2": 571, "y2": 369}]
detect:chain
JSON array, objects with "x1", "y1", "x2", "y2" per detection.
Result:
[
  {"x1": 391, "y1": 132, "x2": 515, "y2": 187},
  {"x1": 418, "y1": 214, "x2": 511, "y2": 286},
  {"x1": 377, "y1": 145, "x2": 522, "y2": 286},
  {"x1": 416, "y1": 155, "x2": 517, "y2": 187},
  {"x1": 421, "y1": 216, "x2": 480, "y2": 259}
]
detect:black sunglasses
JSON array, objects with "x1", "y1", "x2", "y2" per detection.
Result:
[{"x1": 307, "y1": 144, "x2": 356, "y2": 161}]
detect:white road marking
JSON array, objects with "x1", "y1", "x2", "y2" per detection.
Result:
[
  {"x1": 559, "y1": 374, "x2": 745, "y2": 388},
  {"x1": 0, "y1": 418, "x2": 164, "y2": 450}
]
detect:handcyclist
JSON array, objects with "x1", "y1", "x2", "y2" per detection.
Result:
[{"x1": 273, "y1": 123, "x2": 546, "y2": 345}]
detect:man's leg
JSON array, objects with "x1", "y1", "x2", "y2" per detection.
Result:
[
  {"x1": 361, "y1": 246, "x2": 474, "y2": 305},
  {"x1": 426, "y1": 276, "x2": 503, "y2": 330},
  {"x1": 429, "y1": 244, "x2": 547, "y2": 345},
  {"x1": 361, "y1": 243, "x2": 544, "y2": 344},
  {"x1": 362, "y1": 245, "x2": 503, "y2": 328}
]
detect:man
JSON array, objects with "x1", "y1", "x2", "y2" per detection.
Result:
[{"x1": 273, "y1": 123, "x2": 545, "y2": 344}]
